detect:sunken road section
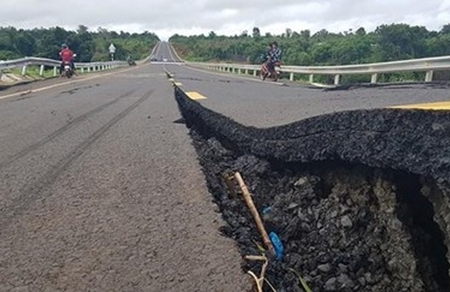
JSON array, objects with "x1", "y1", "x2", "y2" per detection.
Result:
[{"x1": 174, "y1": 85, "x2": 450, "y2": 291}]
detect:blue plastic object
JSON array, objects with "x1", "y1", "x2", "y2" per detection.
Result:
[
  {"x1": 262, "y1": 206, "x2": 272, "y2": 214},
  {"x1": 269, "y1": 232, "x2": 284, "y2": 260}
]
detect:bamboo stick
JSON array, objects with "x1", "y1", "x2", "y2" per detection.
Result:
[{"x1": 234, "y1": 172, "x2": 274, "y2": 253}]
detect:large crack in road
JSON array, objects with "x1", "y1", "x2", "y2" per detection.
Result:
[{"x1": 174, "y1": 86, "x2": 450, "y2": 291}]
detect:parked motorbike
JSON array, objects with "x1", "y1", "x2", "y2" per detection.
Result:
[{"x1": 260, "y1": 60, "x2": 281, "y2": 82}]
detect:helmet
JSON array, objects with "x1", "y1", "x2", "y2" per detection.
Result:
[{"x1": 61, "y1": 43, "x2": 68, "y2": 49}]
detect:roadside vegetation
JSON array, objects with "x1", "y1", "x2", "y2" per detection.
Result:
[
  {"x1": 1, "y1": 67, "x2": 55, "y2": 79},
  {"x1": 170, "y1": 23, "x2": 450, "y2": 82},
  {"x1": 0, "y1": 25, "x2": 159, "y2": 62}
]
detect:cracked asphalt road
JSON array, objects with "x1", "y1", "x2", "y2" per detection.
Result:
[{"x1": 0, "y1": 64, "x2": 249, "y2": 292}]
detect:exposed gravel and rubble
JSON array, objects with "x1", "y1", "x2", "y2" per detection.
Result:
[{"x1": 175, "y1": 86, "x2": 450, "y2": 291}]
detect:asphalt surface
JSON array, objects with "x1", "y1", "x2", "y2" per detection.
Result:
[
  {"x1": 165, "y1": 64, "x2": 450, "y2": 127},
  {"x1": 2, "y1": 41, "x2": 450, "y2": 291},
  {"x1": 0, "y1": 61, "x2": 249, "y2": 291},
  {"x1": 152, "y1": 42, "x2": 183, "y2": 63}
]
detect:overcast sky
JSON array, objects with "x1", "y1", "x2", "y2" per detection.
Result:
[{"x1": 1, "y1": 0, "x2": 450, "y2": 40}]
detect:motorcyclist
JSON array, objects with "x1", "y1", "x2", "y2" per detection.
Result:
[
  {"x1": 59, "y1": 43, "x2": 76, "y2": 76},
  {"x1": 268, "y1": 41, "x2": 282, "y2": 73}
]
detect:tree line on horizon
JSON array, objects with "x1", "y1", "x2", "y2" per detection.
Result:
[
  {"x1": 169, "y1": 23, "x2": 450, "y2": 67},
  {"x1": 3, "y1": 23, "x2": 450, "y2": 70},
  {"x1": 0, "y1": 25, "x2": 159, "y2": 62}
]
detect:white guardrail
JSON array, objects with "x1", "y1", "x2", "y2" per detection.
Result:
[
  {"x1": 187, "y1": 55, "x2": 450, "y2": 84},
  {"x1": 0, "y1": 57, "x2": 128, "y2": 78}
]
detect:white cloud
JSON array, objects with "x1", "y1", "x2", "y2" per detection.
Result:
[{"x1": 0, "y1": 0, "x2": 449, "y2": 40}]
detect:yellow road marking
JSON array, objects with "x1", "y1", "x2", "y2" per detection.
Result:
[
  {"x1": 186, "y1": 91, "x2": 207, "y2": 100},
  {"x1": 0, "y1": 65, "x2": 142, "y2": 101},
  {"x1": 390, "y1": 101, "x2": 450, "y2": 110}
]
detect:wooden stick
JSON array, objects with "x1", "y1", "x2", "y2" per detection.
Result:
[
  {"x1": 246, "y1": 255, "x2": 269, "y2": 286},
  {"x1": 234, "y1": 172, "x2": 274, "y2": 253},
  {"x1": 245, "y1": 255, "x2": 266, "y2": 261},
  {"x1": 245, "y1": 255, "x2": 269, "y2": 292}
]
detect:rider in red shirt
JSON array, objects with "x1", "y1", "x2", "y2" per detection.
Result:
[{"x1": 59, "y1": 43, "x2": 76, "y2": 75}]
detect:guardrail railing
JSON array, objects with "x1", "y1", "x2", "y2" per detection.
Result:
[
  {"x1": 0, "y1": 57, "x2": 128, "y2": 78},
  {"x1": 187, "y1": 55, "x2": 450, "y2": 84}
]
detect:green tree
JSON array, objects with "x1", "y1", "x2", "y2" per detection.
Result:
[
  {"x1": 0, "y1": 26, "x2": 159, "y2": 61},
  {"x1": 252, "y1": 27, "x2": 261, "y2": 38},
  {"x1": 375, "y1": 24, "x2": 428, "y2": 60}
]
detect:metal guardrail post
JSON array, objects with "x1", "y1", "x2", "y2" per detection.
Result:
[
  {"x1": 334, "y1": 74, "x2": 340, "y2": 85},
  {"x1": 289, "y1": 72, "x2": 294, "y2": 81},
  {"x1": 309, "y1": 74, "x2": 314, "y2": 83},
  {"x1": 425, "y1": 70, "x2": 434, "y2": 82},
  {"x1": 21, "y1": 65, "x2": 27, "y2": 76},
  {"x1": 53, "y1": 66, "x2": 57, "y2": 76},
  {"x1": 253, "y1": 70, "x2": 257, "y2": 77},
  {"x1": 371, "y1": 73, "x2": 378, "y2": 84},
  {"x1": 39, "y1": 65, "x2": 44, "y2": 76}
]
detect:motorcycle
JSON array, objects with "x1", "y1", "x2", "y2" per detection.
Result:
[
  {"x1": 63, "y1": 54, "x2": 76, "y2": 78},
  {"x1": 260, "y1": 59, "x2": 281, "y2": 82}
]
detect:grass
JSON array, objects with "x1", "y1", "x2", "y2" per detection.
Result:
[
  {"x1": 289, "y1": 268, "x2": 313, "y2": 292},
  {"x1": 1, "y1": 63, "x2": 110, "y2": 82},
  {"x1": 2, "y1": 66, "x2": 56, "y2": 79}
]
